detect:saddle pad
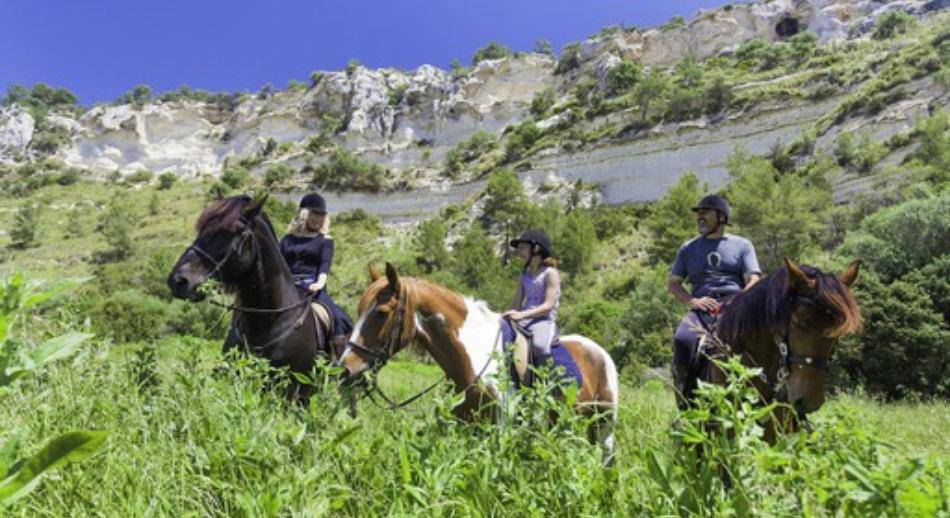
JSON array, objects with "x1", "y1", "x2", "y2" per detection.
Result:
[
  {"x1": 551, "y1": 343, "x2": 583, "y2": 387},
  {"x1": 309, "y1": 302, "x2": 333, "y2": 334}
]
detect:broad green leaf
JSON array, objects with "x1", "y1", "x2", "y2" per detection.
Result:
[
  {"x1": 0, "y1": 437, "x2": 20, "y2": 477},
  {"x1": 0, "y1": 430, "x2": 108, "y2": 504},
  {"x1": 30, "y1": 332, "x2": 92, "y2": 368},
  {"x1": 19, "y1": 278, "x2": 86, "y2": 311}
]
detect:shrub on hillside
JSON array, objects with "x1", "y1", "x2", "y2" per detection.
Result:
[
  {"x1": 725, "y1": 150, "x2": 832, "y2": 272},
  {"x1": 449, "y1": 225, "x2": 514, "y2": 309},
  {"x1": 10, "y1": 203, "x2": 41, "y2": 249},
  {"x1": 91, "y1": 289, "x2": 171, "y2": 343},
  {"x1": 833, "y1": 270, "x2": 949, "y2": 400},
  {"x1": 481, "y1": 168, "x2": 526, "y2": 228},
  {"x1": 838, "y1": 193, "x2": 950, "y2": 282},
  {"x1": 873, "y1": 10, "x2": 916, "y2": 40},
  {"x1": 530, "y1": 88, "x2": 556, "y2": 117},
  {"x1": 644, "y1": 172, "x2": 703, "y2": 265},
  {"x1": 504, "y1": 121, "x2": 543, "y2": 162},
  {"x1": 264, "y1": 163, "x2": 294, "y2": 188},
  {"x1": 220, "y1": 166, "x2": 251, "y2": 189},
  {"x1": 413, "y1": 219, "x2": 449, "y2": 273},
  {"x1": 445, "y1": 131, "x2": 496, "y2": 177},
  {"x1": 98, "y1": 197, "x2": 137, "y2": 260},
  {"x1": 472, "y1": 41, "x2": 511, "y2": 65},
  {"x1": 157, "y1": 172, "x2": 177, "y2": 190},
  {"x1": 125, "y1": 169, "x2": 153, "y2": 184},
  {"x1": 311, "y1": 149, "x2": 386, "y2": 192},
  {"x1": 555, "y1": 43, "x2": 582, "y2": 75},
  {"x1": 606, "y1": 60, "x2": 642, "y2": 95}
]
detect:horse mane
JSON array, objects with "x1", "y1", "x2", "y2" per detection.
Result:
[
  {"x1": 717, "y1": 264, "x2": 862, "y2": 348},
  {"x1": 359, "y1": 274, "x2": 467, "y2": 348}
]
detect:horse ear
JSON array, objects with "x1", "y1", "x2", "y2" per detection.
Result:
[
  {"x1": 840, "y1": 260, "x2": 861, "y2": 287},
  {"x1": 385, "y1": 262, "x2": 400, "y2": 292},
  {"x1": 368, "y1": 262, "x2": 382, "y2": 283},
  {"x1": 784, "y1": 257, "x2": 814, "y2": 292},
  {"x1": 243, "y1": 195, "x2": 269, "y2": 219}
]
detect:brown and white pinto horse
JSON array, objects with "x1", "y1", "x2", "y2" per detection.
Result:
[
  {"x1": 701, "y1": 258, "x2": 862, "y2": 439},
  {"x1": 337, "y1": 263, "x2": 619, "y2": 456}
]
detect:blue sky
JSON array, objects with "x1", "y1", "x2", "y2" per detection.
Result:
[{"x1": 2, "y1": 0, "x2": 739, "y2": 105}]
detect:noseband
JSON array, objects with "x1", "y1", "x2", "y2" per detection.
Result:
[
  {"x1": 343, "y1": 302, "x2": 406, "y2": 374},
  {"x1": 767, "y1": 294, "x2": 834, "y2": 399}
]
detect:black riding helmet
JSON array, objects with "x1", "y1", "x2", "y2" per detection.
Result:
[
  {"x1": 509, "y1": 229, "x2": 554, "y2": 258},
  {"x1": 299, "y1": 192, "x2": 327, "y2": 214},
  {"x1": 692, "y1": 194, "x2": 731, "y2": 224}
]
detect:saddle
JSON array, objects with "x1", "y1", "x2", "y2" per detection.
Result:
[
  {"x1": 308, "y1": 301, "x2": 335, "y2": 358},
  {"x1": 505, "y1": 325, "x2": 583, "y2": 388}
]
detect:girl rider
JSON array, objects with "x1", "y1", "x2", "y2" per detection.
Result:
[
  {"x1": 503, "y1": 230, "x2": 561, "y2": 386},
  {"x1": 279, "y1": 193, "x2": 354, "y2": 358}
]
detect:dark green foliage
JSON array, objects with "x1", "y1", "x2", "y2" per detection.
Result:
[
  {"x1": 444, "y1": 131, "x2": 495, "y2": 177},
  {"x1": 264, "y1": 163, "x2": 294, "y2": 188},
  {"x1": 533, "y1": 39, "x2": 554, "y2": 56},
  {"x1": 472, "y1": 41, "x2": 511, "y2": 65},
  {"x1": 116, "y1": 85, "x2": 152, "y2": 107},
  {"x1": 98, "y1": 197, "x2": 136, "y2": 260},
  {"x1": 873, "y1": 10, "x2": 916, "y2": 40},
  {"x1": 125, "y1": 170, "x2": 153, "y2": 185},
  {"x1": 10, "y1": 204, "x2": 41, "y2": 249},
  {"x1": 725, "y1": 150, "x2": 832, "y2": 272},
  {"x1": 703, "y1": 75, "x2": 733, "y2": 115},
  {"x1": 913, "y1": 109, "x2": 950, "y2": 176},
  {"x1": 839, "y1": 193, "x2": 950, "y2": 283},
  {"x1": 633, "y1": 71, "x2": 669, "y2": 120},
  {"x1": 553, "y1": 210, "x2": 596, "y2": 277},
  {"x1": 413, "y1": 219, "x2": 449, "y2": 273},
  {"x1": 449, "y1": 225, "x2": 514, "y2": 309},
  {"x1": 65, "y1": 207, "x2": 84, "y2": 238},
  {"x1": 388, "y1": 84, "x2": 409, "y2": 107},
  {"x1": 615, "y1": 266, "x2": 682, "y2": 373},
  {"x1": 2, "y1": 83, "x2": 78, "y2": 118},
  {"x1": 309, "y1": 71, "x2": 325, "y2": 87},
  {"x1": 312, "y1": 148, "x2": 386, "y2": 192},
  {"x1": 644, "y1": 172, "x2": 703, "y2": 265},
  {"x1": 788, "y1": 32, "x2": 818, "y2": 65},
  {"x1": 529, "y1": 88, "x2": 556, "y2": 117},
  {"x1": 561, "y1": 299, "x2": 624, "y2": 353},
  {"x1": 91, "y1": 290, "x2": 171, "y2": 343},
  {"x1": 220, "y1": 166, "x2": 251, "y2": 189},
  {"x1": 157, "y1": 173, "x2": 177, "y2": 190},
  {"x1": 673, "y1": 56, "x2": 703, "y2": 89},
  {"x1": 834, "y1": 272, "x2": 949, "y2": 400},
  {"x1": 481, "y1": 168, "x2": 525, "y2": 228},
  {"x1": 29, "y1": 118, "x2": 71, "y2": 155},
  {"x1": 555, "y1": 43, "x2": 582, "y2": 75},
  {"x1": 606, "y1": 60, "x2": 641, "y2": 95},
  {"x1": 156, "y1": 86, "x2": 244, "y2": 111},
  {"x1": 504, "y1": 121, "x2": 543, "y2": 162}
]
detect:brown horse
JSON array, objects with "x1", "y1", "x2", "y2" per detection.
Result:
[
  {"x1": 698, "y1": 258, "x2": 862, "y2": 438},
  {"x1": 336, "y1": 263, "x2": 619, "y2": 457},
  {"x1": 167, "y1": 195, "x2": 329, "y2": 404}
]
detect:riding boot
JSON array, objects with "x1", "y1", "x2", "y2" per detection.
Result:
[
  {"x1": 671, "y1": 363, "x2": 692, "y2": 410},
  {"x1": 528, "y1": 352, "x2": 553, "y2": 388},
  {"x1": 331, "y1": 335, "x2": 347, "y2": 362}
]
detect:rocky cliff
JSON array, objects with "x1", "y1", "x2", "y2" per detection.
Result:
[{"x1": 1, "y1": 0, "x2": 947, "y2": 220}]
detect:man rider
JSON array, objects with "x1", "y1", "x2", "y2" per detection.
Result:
[{"x1": 667, "y1": 194, "x2": 761, "y2": 409}]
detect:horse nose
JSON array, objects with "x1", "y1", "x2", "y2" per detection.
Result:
[{"x1": 168, "y1": 273, "x2": 189, "y2": 298}]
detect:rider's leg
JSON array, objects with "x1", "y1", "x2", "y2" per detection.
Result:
[
  {"x1": 526, "y1": 319, "x2": 556, "y2": 387},
  {"x1": 672, "y1": 312, "x2": 702, "y2": 409}
]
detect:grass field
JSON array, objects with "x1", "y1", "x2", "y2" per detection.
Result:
[{"x1": 2, "y1": 336, "x2": 947, "y2": 516}]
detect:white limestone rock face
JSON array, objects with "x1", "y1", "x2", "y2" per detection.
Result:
[{"x1": 0, "y1": 106, "x2": 35, "y2": 163}]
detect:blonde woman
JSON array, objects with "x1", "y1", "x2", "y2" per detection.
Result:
[{"x1": 279, "y1": 193, "x2": 353, "y2": 356}]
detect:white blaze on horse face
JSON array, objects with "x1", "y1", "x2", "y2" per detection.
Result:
[
  {"x1": 457, "y1": 298, "x2": 503, "y2": 390},
  {"x1": 339, "y1": 304, "x2": 373, "y2": 367}
]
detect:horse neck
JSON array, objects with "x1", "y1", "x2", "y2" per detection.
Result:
[
  {"x1": 410, "y1": 282, "x2": 499, "y2": 390},
  {"x1": 236, "y1": 225, "x2": 299, "y2": 326}
]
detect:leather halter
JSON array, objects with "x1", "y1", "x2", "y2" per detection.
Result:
[{"x1": 765, "y1": 294, "x2": 834, "y2": 398}]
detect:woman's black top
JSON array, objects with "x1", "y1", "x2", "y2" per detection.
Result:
[{"x1": 279, "y1": 234, "x2": 334, "y2": 278}]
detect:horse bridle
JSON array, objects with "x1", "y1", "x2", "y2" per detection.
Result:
[
  {"x1": 341, "y1": 301, "x2": 500, "y2": 410},
  {"x1": 767, "y1": 294, "x2": 835, "y2": 398},
  {"x1": 187, "y1": 217, "x2": 256, "y2": 280}
]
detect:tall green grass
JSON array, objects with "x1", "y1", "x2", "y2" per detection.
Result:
[{"x1": 2, "y1": 336, "x2": 946, "y2": 516}]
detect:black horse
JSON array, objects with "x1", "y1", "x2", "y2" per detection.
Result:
[{"x1": 167, "y1": 195, "x2": 330, "y2": 404}]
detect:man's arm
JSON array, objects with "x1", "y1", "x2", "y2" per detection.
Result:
[{"x1": 668, "y1": 276, "x2": 718, "y2": 312}]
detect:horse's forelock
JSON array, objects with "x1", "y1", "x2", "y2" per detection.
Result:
[
  {"x1": 813, "y1": 270, "x2": 863, "y2": 337},
  {"x1": 196, "y1": 196, "x2": 250, "y2": 236}
]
